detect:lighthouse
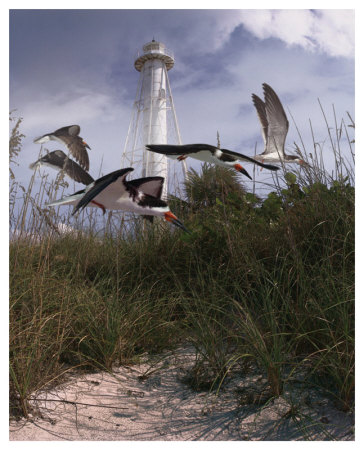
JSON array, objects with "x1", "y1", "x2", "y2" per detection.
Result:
[{"x1": 121, "y1": 40, "x2": 186, "y2": 199}]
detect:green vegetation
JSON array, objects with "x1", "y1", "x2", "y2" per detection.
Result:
[{"x1": 9, "y1": 111, "x2": 354, "y2": 424}]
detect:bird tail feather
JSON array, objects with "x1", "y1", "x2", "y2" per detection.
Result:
[
  {"x1": 29, "y1": 161, "x2": 40, "y2": 170},
  {"x1": 33, "y1": 135, "x2": 51, "y2": 144},
  {"x1": 46, "y1": 192, "x2": 84, "y2": 208}
]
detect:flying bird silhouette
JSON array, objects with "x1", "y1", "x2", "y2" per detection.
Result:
[
  {"x1": 252, "y1": 83, "x2": 309, "y2": 167},
  {"x1": 33, "y1": 125, "x2": 91, "y2": 171},
  {"x1": 29, "y1": 150, "x2": 94, "y2": 186}
]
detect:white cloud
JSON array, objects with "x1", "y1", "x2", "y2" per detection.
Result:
[
  {"x1": 171, "y1": 10, "x2": 354, "y2": 60},
  {"x1": 12, "y1": 86, "x2": 121, "y2": 134},
  {"x1": 237, "y1": 9, "x2": 354, "y2": 59},
  {"x1": 312, "y1": 10, "x2": 355, "y2": 58}
]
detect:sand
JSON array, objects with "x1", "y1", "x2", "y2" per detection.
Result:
[{"x1": 9, "y1": 346, "x2": 354, "y2": 441}]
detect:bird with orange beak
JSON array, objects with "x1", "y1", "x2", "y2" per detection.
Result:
[
  {"x1": 46, "y1": 168, "x2": 190, "y2": 233},
  {"x1": 146, "y1": 143, "x2": 280, "y2": 180}
]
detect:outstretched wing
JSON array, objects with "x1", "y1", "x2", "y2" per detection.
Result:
[
  {"x1": 263, "y1": 83, "x2": 289, "y2": 155},
  {"x1": 221, "y1": 148, "x2": 280, "y2": 171},
  {"x1": 34, "y1": 125, "x2": 90, "y2": 171},
  {"x1": 128, "y1": 176, "x2": 165, "y2": 223},
  {"x1": 251, "y1": 93, "x2": 268, "y2": 148},
  {"x1": 128, "y1": 176, "x2": 164, "y2": 199},
  {"x1": 72, "y1": 168, "x2": 134, "y2": 215},
  {"x1": 30, "y1": 150, "x2": 94, "y2": 185},
  {"x1": 55, "y1": 125, "x2": 90, "y2": 171},
  {"x1": 146, "y1": 143, "x2": 217, "y2": 156},
  {"x1": 62, "y1": 157, "x2": 94, "y2": 185}
]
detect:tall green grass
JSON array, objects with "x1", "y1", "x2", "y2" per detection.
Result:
[{"x1": 9, "y1": 108, "x2": 354, "y2": 422}]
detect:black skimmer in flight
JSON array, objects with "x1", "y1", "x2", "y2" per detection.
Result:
[
  {"x1": 33, "y1": 125, "x2": 90, "y2": 171},
  {"x1": 46, "y1": 168, "x2": 190, "y2": 233},
  {"x1": 145, "y1": 144, "x2": 280, "y2": 180},
  {"x1": 252, "y1": 83, "x2": 309, "y2": 167},
  {"x1": 29, "y1": 150, "x2": 94, "y2": 186}
]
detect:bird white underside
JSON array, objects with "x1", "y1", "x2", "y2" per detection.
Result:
[
  {"x1": 48, "y1": 183, "x2": 169, "y2": 216},
  {"x1": 94, "y1": 186, "x2": 169, "y2": 216},
  {"x1": 34, "y1": 135, "x2": 65, "y2": 146},
  {"x1": 49, "y1": 136, "x2": 65, "y2": 145},
  {"x1": 255, "y1": 151, "x2": 297, "y2": 163},
  {"x1": 255, "y1": 151, "x2": 285, "y2": 162},
  {"x1": 181, "y1": 150, "x2": 236, "y2": 168}
]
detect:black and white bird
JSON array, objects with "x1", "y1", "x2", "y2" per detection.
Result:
[
  {"x1": 252, "y1": 83, "x2": 309, "y2": 167},
  {"x1": 46, "y1": 168, "x2": 190, "y2": 233},
  {"x1": 33, "y1": 125, "x2": 91, "y2": 171},
  {"x1": 29, "y1": 150, "x2": 94, "y2": 186},
  {"x1": 145, "y1": 143, "x2": 280, "y2": 180}
]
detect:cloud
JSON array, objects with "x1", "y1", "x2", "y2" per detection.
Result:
[
  {"x1": 236, "y1": 10, "x2": 354, "y2": 59},
  {"x1": 160, "y1": 10, "x2": 354, "y2": 60},
  {"x1": 11, "y1": 84, "x2": 124, "y2": 133}
]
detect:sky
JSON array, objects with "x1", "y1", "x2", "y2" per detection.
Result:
[{"x1": 8, "y1": 6, "x2": 355, "y2": 200}]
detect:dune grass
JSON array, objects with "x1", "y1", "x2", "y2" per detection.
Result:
[{"x1": 9, "y1": 109, "x2": 354, "y2": 424}]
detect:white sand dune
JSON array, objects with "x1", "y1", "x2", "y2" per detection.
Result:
[{"x1": 10, "y1": 346, "x2": 354, "y2": 441}]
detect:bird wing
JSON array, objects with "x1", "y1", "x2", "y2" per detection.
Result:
[
  {"x1": 50, "y1": 125, "x2": 90, "y2": 170},
  {"x1": 58, "y1": 134, "x2": 90, "y2": 171},
  {"x1": 251, "y1": 93, "x2": 268, "y2": 147},
  {"x1": 34, "y1": 125, "x2": 90, "y2": 170},
  {"x1": 146, "y1": 144, "x2": 217, "y2": 155},
  {"x1": 263, "y1": 83, "x2": 289, "y2": 155},
  {"x1": 54, "y1": 125, "x2": 81, "y2": 137},
  {"x1": 128, "y1": 176, "x2": 164, "y2": 199},
  {"x1": 72, "y1": 168, "x2": 134, "y2": 215},
  {"x1": 220, "y1": 148, "x2": 280, "y2": 171},
  {"x1": 66, "y1": 125, "x2": 81, "y2": 136},
  {"x1": 30, "y1": 150, "x2": 94, "y2": 186},
  {"x1": 63, "y1": 157, "x2": 94, "y2": 185}
]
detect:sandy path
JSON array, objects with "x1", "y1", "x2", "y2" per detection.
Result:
[{"x1": 9, "y1": 346, "x2": 354, "y2": 441}]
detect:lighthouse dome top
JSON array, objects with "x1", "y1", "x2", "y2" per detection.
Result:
[{"x1": 134, "y1": 40, "x2": 174, "y2": 72}]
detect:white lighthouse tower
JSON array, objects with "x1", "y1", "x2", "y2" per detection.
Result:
[{"x1": 121, "y1": 40, "x2": 186, "y2": 199}]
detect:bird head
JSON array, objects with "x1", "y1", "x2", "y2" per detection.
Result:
[
  {"x1": 234, "y1": 164, "x2": 252, "y2": 180},
  {"x1": 164, "y1": 211, "x2": 191, "y2": 234}
]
